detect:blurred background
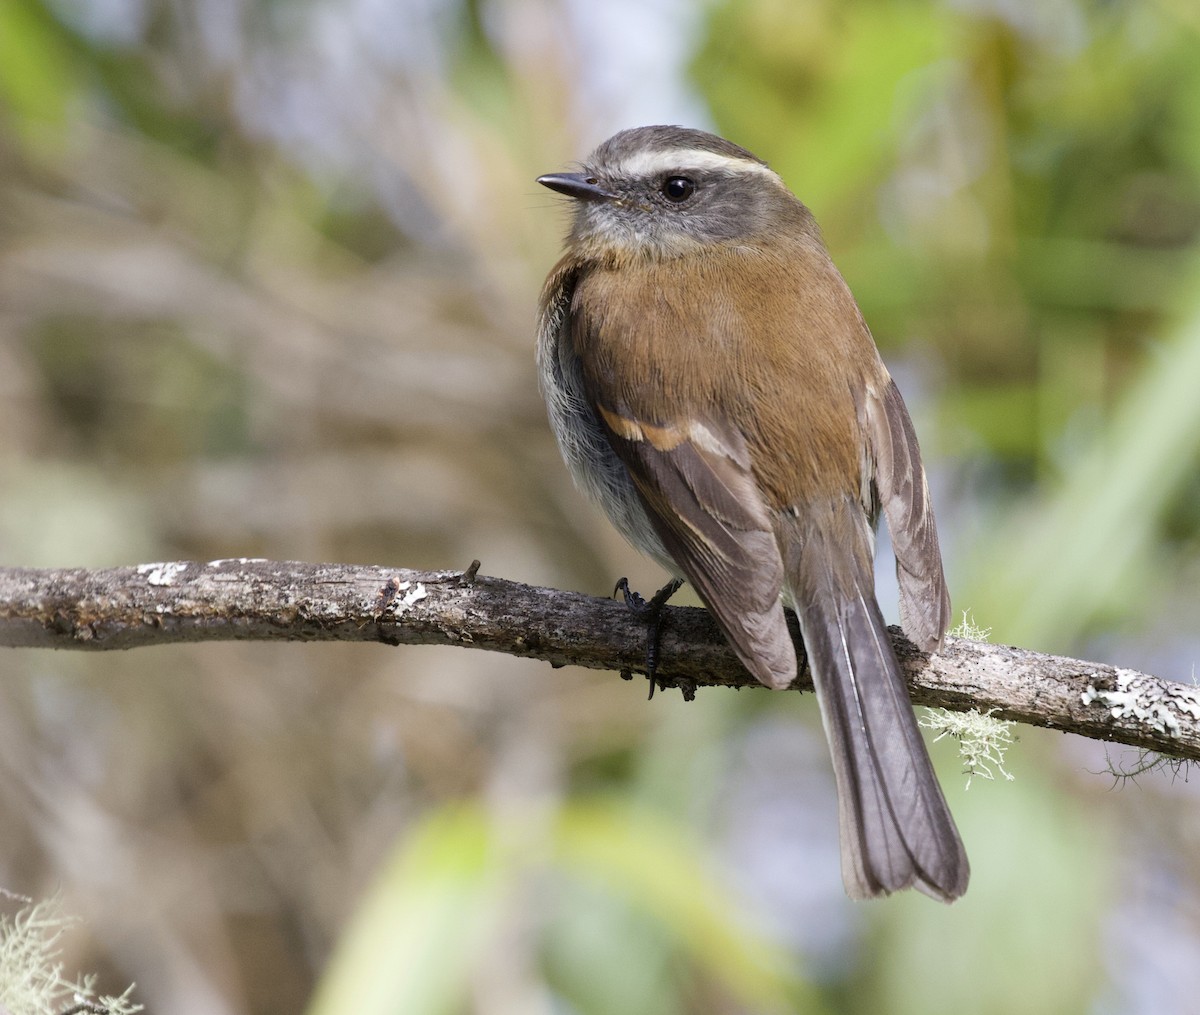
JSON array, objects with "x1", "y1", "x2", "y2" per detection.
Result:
[{"x1": 2, "y1": 0, "x2": 1200, "y2": 1011}]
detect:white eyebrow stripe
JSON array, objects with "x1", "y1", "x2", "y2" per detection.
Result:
[{"x1": 608, "y1": 148, "x2": 782, "y2": 182}]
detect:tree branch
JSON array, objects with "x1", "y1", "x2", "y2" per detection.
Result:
[{"x1": 1, "y1": 558, "x2": 1196, "y2": 761}]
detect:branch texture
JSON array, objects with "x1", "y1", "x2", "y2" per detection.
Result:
[{"x1": 1, "y1": 559, "x2": 1197, "y2": 761}]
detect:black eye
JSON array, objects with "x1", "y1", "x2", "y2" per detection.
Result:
[{"x1": 662, "y1": 176, "x2": 696, "y2": 202}]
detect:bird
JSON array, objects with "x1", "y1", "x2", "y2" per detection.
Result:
[{"x1": 535, "y1": 125, "x2": 968, "y2": 901}]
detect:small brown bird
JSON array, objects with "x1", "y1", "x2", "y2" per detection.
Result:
[{"x1": 536, "y1": 125, "x2": 967, "y2": 901}]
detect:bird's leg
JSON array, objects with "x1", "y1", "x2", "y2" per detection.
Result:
[{"x1": 613, "y1": 577, "x2": 684, "y2": 699}]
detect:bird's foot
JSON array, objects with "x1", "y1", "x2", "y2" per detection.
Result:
[{"x1": 613, "y1": 577, "x2": 684, "y2": 699}]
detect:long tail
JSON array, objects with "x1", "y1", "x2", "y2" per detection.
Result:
[{"x1": 779, "y1": 498, "x2": 969, "y2": 902}]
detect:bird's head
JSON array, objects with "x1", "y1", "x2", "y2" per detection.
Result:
[{"x1": 538, "y1": 125, "x2": 813, "y2": 260}]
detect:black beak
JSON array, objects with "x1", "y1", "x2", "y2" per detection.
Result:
[{"x1": 536, "y1": 173, "x2": 616, "y2": 202}]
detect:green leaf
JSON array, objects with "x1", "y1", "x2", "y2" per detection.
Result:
[
  {"x1": 307, "y1": 805, "x2": 505, "y2": 1015},
  {"x1": 553, "y1": 800, "x2": 820, "y2": 1015},
  {"x1": 0, "y1": 1, "x2": 79, "y2": 139}
]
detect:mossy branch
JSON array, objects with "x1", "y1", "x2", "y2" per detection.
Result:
[{"x1": 0, "y1": 559, "x2": 1196, "y2": 761}]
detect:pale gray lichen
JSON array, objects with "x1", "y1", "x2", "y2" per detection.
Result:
[
  {"x1": 920, "y1": 708, "x2": 1016, "y2": 789},
  {"x1": 0, "y1": 892, "x2": 142, "y2": 1015},
  {"x1": 950, "y1": 609, "x2": 992, "y2": 642},
  {"x1": 1081, "y1": 668, "x2": 1200, "y2": 738}
]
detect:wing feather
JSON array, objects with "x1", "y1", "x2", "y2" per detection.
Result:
[
  {"x1": 863, "y1": 378, "x2": 951, "y2": 651},
  {"x1": 598, "y1": 407, "x2": 797, "y2": 690}
]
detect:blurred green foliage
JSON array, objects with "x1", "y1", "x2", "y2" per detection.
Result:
[
  {"x1": 312, "y1": 799, "x2": 813, "y2": 1015},
  {"x1": 2, "y1": 1, "x2": 1199, "y2": 1013}
]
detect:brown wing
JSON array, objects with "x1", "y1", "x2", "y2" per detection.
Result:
[
  {"x1": 594, "y1": 404, "x2": 797, "y2": 690},
  {"x1": 863, "y1": 377, "x2": 951, "y2": 651}
]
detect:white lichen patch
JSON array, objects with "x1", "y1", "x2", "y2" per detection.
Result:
[
  {"x1": 206, "y1": 557, "x2": 269, "y2": 567},
  {"x1": 400, "y1": 582, "x2": 428, "y2": 608},
  {"x1": 1082, "y1": 668, "x2": 1200, "y2": 738},
  {"x1": 390, "y1": 581, "x2": 428, "y2": 614},
  {"x1": 920, "y1": 708, "x2": 1016, "y2": 789},
  {"x1": 136, "y1": 561, "x2": 189, "y2": 586}
]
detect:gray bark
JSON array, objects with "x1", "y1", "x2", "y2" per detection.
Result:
[{"x1": 1, "y1": 558, "x2": 1196, "y2": 761}]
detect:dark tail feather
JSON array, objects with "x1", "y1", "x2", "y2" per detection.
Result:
[{"x1": 780, "y1": 501, "x2": 969, "y2": 902}]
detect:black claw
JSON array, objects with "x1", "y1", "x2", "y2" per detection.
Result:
[
  {"x1": 613, "y1": 577, "x2": 643, "y2": 609},
  {"x1": 613, "y1": 577, "x2": 684, "y2": 697}
]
